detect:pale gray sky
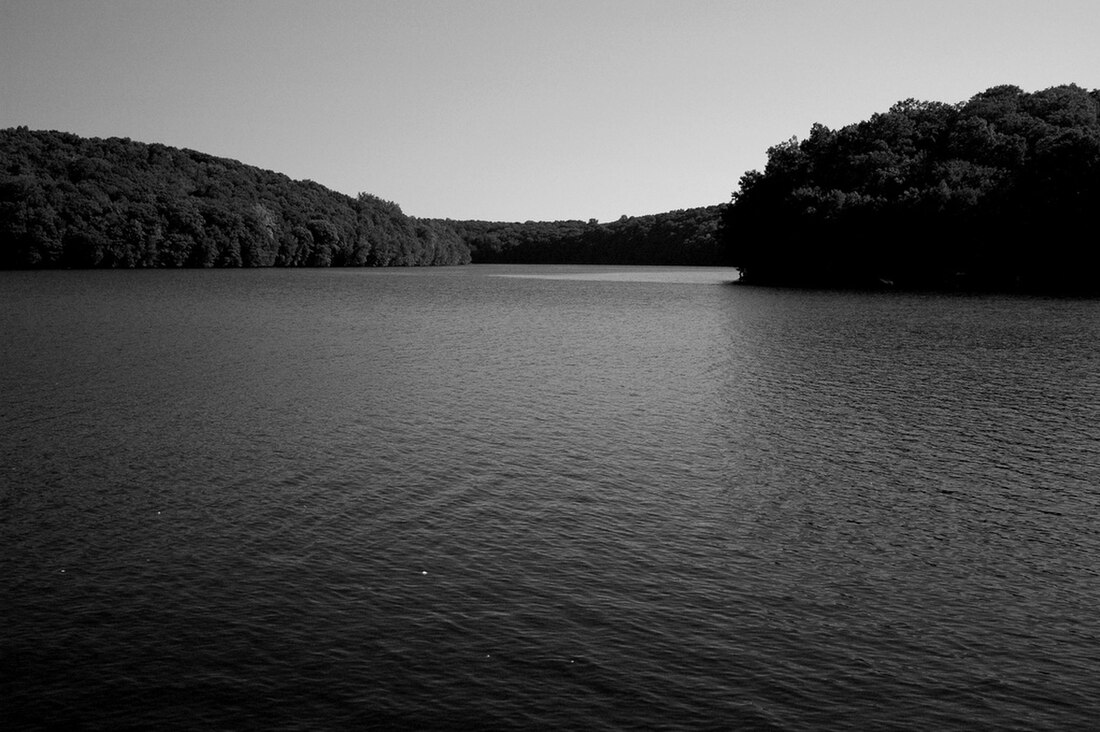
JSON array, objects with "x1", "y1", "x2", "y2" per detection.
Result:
[{"x1": 2, "y1": 0, "x2": 1099, "y2": 222}]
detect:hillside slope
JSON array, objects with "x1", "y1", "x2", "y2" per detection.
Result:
[{"x1": 0, "y1": 127, "x2": 469, "y2": 268}]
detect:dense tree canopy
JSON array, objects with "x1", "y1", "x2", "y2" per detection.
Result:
[
  {"x1": 435, "y1": 206, "x2": 723, "y2": 265},
  {"x1": 17, "y1": 82, "x2": 1095, "y2": 285},
  {"x1": 0, "y1": 128, "x2": 470, "y2": 267},
  {"x1": 720, "y1": 84, "x2": 1100, "y2": 290},
  {"x1": 0, "y1": 127, "x2": 722, "y2": 268}
]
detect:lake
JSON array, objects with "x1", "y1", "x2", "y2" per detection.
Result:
[{"x1": 3, "y1": 265, "x2": 1099, "y2": 730}]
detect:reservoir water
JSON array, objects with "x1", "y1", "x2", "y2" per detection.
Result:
[{"x1": 3, "y1": 265, "x2": 1100, "y2": 730}]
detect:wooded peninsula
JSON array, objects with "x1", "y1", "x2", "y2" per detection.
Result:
[
  {"x1": 3, "y1": 83, "x2": 1098, "y2": 290},
  {"x1": 722, "y1": 83, "x2": 1100, "y2": 291}
]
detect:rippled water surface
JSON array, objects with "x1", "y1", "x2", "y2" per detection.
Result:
[{"x1": 3, "y1": 265, "x2": 1100, "y2": 730}]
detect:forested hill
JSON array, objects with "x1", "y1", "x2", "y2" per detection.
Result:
[
  {"x1": 721, "y1": 84, "x2": 1100, "y2": 290},
  {"x1": 0, "y1": 127, "x2": 723, "y2": 269},
  {"x1": 0, "y1": 127, "x2": 470, "y2": 267},
  {"x1": 433, "y1": 206, "x2": 723, "y2": 265}
]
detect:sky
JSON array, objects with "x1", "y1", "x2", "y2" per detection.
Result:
[{"x1": 2, "y1": 1, "x2": 1100, "y2": 223}]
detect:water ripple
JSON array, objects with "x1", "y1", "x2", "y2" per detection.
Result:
[{"x1": 2, "y1": 269, "x2": 1099, "y2": 729}]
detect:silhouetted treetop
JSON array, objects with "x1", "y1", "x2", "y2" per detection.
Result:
[{"x1": 720, "y1": 84, "x2": 1100, "y2": 290}]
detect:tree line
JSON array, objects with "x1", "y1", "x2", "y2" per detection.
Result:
[
  {"x1": 0, "y1": 128, "x2": 469, "y2": 268},
  {"x1": 437, "y1": 206, "x2": 723, "y2": 265},
  {"x1": 0, "y1": 127, "x2": 722, "y2": 269},
  {"x1": 720, "y1": 84, "x2": 1100, "y2": 290},
  {"x1": 6, "y1": 83, "x2": 1099, "y2": 282}
]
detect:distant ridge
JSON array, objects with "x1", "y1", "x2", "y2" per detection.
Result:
[
  {"x1": 437, "y1": 207, "x2": 724, "y2": 265},
  {"x1": 0, "y1": 127, "x2": 724, "y2": 269}
]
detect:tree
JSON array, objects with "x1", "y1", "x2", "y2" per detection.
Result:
[
  {"x1": 720, "y1": 83, "x2": 1100, "y2": 290},
  {"x1": 0, "y1": 128, "x2": 474, "y2": 268}
]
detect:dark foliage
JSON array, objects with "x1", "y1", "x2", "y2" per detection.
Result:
[
  {"x1": 720, "y1": 84, "x2": 1100, "y2": 290},
  {"x1": 0, "y1": 128, "x2": 470, "y2": 267},
  {"x1": 435, "y1": 206, "x2": 724, "y2": 265},
  {"x1": 0, "y1": 127, "x2": 723, "y2": 269}
]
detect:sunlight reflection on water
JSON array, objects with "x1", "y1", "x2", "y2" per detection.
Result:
[
  {"x1": 3, "y1": 266, "x2": 1099, "y2": 731},
  {"x1": 490, "y1": 266, "x2": 740, "y2": 284}
]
